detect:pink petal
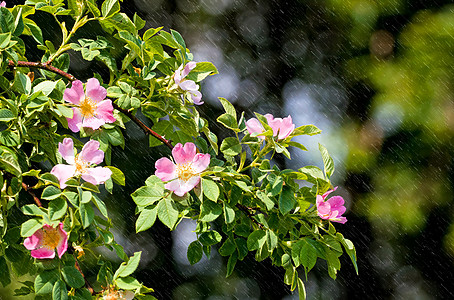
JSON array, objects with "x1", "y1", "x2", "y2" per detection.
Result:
[
  {"x1": 67, "y1": 108, "x2": 83, "y2": 133},
  {"x1": 327, "y1": 196, "x2": 345, "y2": 209},
  {"x1": 173, "y1": 66, "x2": 183, "y2": 84},
  {"x1": 165, "y1": 176, "x2": 200, "y2": 197},
  {"x1": 322, "y1": 187, "x2": 338, "y2": 199},
  {"x1": 264, "y1": 114, "x2": 274, "y2": 123},
  {"x1": 334, "y1": 216, "x2": 347, "y2": 224},
  {"x1": 190, "y1": 90, "x2": 203, "y2": 105},
  {"x1": 95, "y1": 100, "x2": 116, "y2": 123},
  {"x1": 0, "y1": 2, "x2": 6, "y2": 7},
  {"x1": 181, "y1": 61, "x2": 197, "y2": 78},
  {"x1": 316, "y1": 195, "x2": 324, "y2": 206},
  {"x1": 85, "y1": 78, "x2": 106, "y2": 103},
  {"x1": 51, "y1": 164, "x2": 76, "y2": 189},
  {"x1": 80, "y1": 140, "x2": 104, "y2": 165},
  {"x1": 172, "y1": 143, "x2": 197, "y2": 165},
  {"x1": 58, "y1": 138, "x2": 75, "y2": 164},
  {"x1": 81, "y1": 116, "x2": 105, "y2": 130},
  {"x1": 123, "y1": 291, "x2": 135, "y2": 300},
  {"x1": 63, "y1": 80, "x2": 85, "y2": 105},
  {"x1": 179, "y1": 80, "x2": 198, "y2": 91},
  {"x1": 56, "y1": 223, "x2": 68, "y2": 258},
  {"x1": 31, "y1": 247, "x2": 56, "y2": 259},
  {"x1": 277, "y1": 116, "x2": 295, "y2": 140},
  {"x1": 246, "y1": 118, "x2": 265, "y2": 138},
  {"x1": 191, "y1": 153, "x2": 210, "y2": 173},
  {"x1": 24, "y1": 230, "x2": 43, "y2": 250},
  {"x1": 81, "y1": 167, "x2": 112, "y2": 185},
  {"x1": 155, "y1": 157, "x2": 176, "y2": 182}
]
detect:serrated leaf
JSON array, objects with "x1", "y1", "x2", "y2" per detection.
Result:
[
  {"x1": 62, "y1": 266, "x2": 85, "y2": 288},
  {"x1": 202, "y1": 178, "x2": 219, "y2": 202},
  {"x1": 52, "y1": 280, "x2": 68, "y2": 300},
  {"x1": 135, "y1": 206, "x2": 157, "y2": 233},
  {"x1": 157, "y1": 198, "x2": 179, "y2": 229},
  {"x1": 20, "y1": 219, "x2": 42, "y2": 237},
  {"x1": 131, "y1": 185, "x2": 164, "y2": 207},
  {"x1": 220, "y1": 137, "x2": 241, "y2": 156},
  {"x1": 199, "y1": 200, "x2": 222, "y2": 222},
  {"x1": 114, "y1": 252, "x2": 142, "y2": 279},
  {"x1": 247, "y1": 230, "x2": 266, "y2": 251},
  {"x1": 115, "y1": 276, "x2": 141, "y2": 290},
  {"x1": 48, "y1": 198, "x2": 67, "y2": 220},
  {"x1": 187, "y1": 241, "x2": 203, "y2": 265},
  {"x1": 319, "y1": 143, "x2": 334, "y2": 179},
  {"x1": 34, "y1": 269, "x2": 59, "y2": 295},
  {"x1": 279, "y1": 185, "x2": 296, "y2": 215},
  {"x1": 199, "y1": 231, "x2": 222, "y2": 246}
]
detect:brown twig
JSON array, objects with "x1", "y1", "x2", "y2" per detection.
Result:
[
  {"x1": 73, "y1": 253, "x2": 95, "y2": 295},
  {"x1": 236, "y1": 203, "x2": 264, "y2": 229},
  {"x1": 7, "y1": 60, "x2": 173, "y2": 149},
  {"x1": 21, "y1": 182, "x2": 42, "y2": 207}
]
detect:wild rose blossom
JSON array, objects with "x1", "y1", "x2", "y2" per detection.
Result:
[
  {"x1": 0, "y1": 2, "x2": 6, "y2": 7},
  {"x1": 172, "y1": 62, "x2": 203, "y2": 105},
  {"x1": 246, "y1": 114, "x2": 295, "y2": 140},
  {"x1": 63, "y1": 78, "x2": 116, "y2": 132},
  {"x1": 23, "y1": 223, "x2": 68, "y2": 259},
  {"x1": 51, "y1": 138, "x2": 112, "y2": 189},
  {"x1": 102, "y1": 288, "x2": 134, "y2": 300},
  {"x1": 316, "y1": 187, "x2": 347, "y2": 224},
  {"x1": 155, "y1": 142, "x2": 210, "y2": 196}
]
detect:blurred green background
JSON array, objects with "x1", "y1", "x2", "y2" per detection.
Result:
[{"x1": 3, "y1": 0, "x2": 454, "y2": 299}]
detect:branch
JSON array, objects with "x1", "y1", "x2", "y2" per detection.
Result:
[
  {"x1": 73, "y1": 252, "x2": 95, "y2": 295},
  {"x1": 236, "y1": 203, "x2": 264, "y2": 229},
  {"x1": 8, "y1": 60, "x2": 173, "y2": 149},
  {"x1": 21, "y1": 182, "x2": 42, "y2": 207},
  {"x1": 8, "y1": 60, "x2": 75, "y2": 81}
]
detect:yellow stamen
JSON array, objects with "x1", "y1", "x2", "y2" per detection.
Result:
[
  {"x1": 42, "y1": 227, "x2": 60, "y2": 250},
  {"x1": 176, "y1": 163, "x2": 196, "y2": 182},
  {"x1": 74, "y1": 154, "x2": 89, "y2": 175},
  {"x1": 79, "y1": 97, "x2": 97, "y2": 118}
]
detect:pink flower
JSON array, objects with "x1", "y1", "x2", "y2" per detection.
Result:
[
  {"x1": 173, "y1": 62, "x2": 203, "y2": 105},
  {"x1": 0, "y1": 2, "x2": 6, "y2": 7},
  {"x1": 316, "y1": 187, "x2": 347, "y2": 224},
  {"x1": 246, "y1": 114, "x2": 295, "y2": 140},
  {"x1": 63, "y1": 78, "x2": 116, "y2": 132},
  {"x1": 24, "y1": 223, "x2": 68, "y2": 259},
  {"x1": 155, "y1": 142, "x2": 210, "y2": 196},
  {"x1": 51, "y1": 138, "x2": 112, "y2": 189}
]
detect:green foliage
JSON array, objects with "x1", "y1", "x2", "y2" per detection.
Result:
[{"x1": 0, "y1": 1, "x2": 355, "y2": 299}]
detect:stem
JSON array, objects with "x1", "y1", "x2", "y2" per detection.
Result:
[
  {"x1": 21, "y1": 182, "x2": 42, "y2": 207},
  {"x1": 7, "y1": 60, "x2": 173, "y2": 150},
  {"x1": 236, "y1": 203, "x2": 263, "y2": 229},
  {"x1": 73, "y1": 252, "x2": 94, "y2": 295}
]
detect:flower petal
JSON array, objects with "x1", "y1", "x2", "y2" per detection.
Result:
[
  {"x1": 63, "y1": 80, "x2": 85, "y2": 105},
  {"x1": 172, "y1": 143, "x2": 197, "y2": 165},
  {"x1": 191, "y1": 153, "x2": 210, "y2": 173},
  {"x1": 81, "y1": 166, "x2": 112, "y2": 185},
  {"x1": 155, "y1": 157, "x2": 176, "y2": 182},
  {"x1": 58, "y1": 138, "x2": 75, "y2": 164},
  {"x1": 181, "y1": 61, "x2": 197, "y2": 78},
  {"x1": 179, "y1": 80, "x2": 198, "y2": 91},
  {"x1": 51, "y1": 164, "x2": 76, "y2": 189},
  {"x1": 95, "y1": 100, "x2": 116, "y2": 123},
  {"x1": 31, "y1": 247, "x2": 56, "y2": 259},
  {"x1": 24, "y1": 229, "x2": 43, "y2": 250},
  {"x1": 334, "y1": 216, "x2": 347, "y2": 224},
  {"x1": 56, "y1": 223, "x2": 68, "y2": 258},
  {"x1": 165, "y1": 176, "x2": 200, "y2": 197},
  {"x1": 190, "y1": 90, "x2": 203, "y2": 105},
  {"x1": 80, "y1": 140, "x2": 104, "y2": 165},
  {"x1": 246, "y1": 118, "x2": 264, "y2": 138},
  {"x1": 85, "y1": 78, "x2": 106, "y2": 103},
  {"x1": 327, "y1": 196, "x2": 345, "y2": 209},
  {"x1": 67, "y1": 108, "x2": 83, "y2": 133},
  {"x1": 81, "y1": 116, "x2": 105, "y2": 130}
]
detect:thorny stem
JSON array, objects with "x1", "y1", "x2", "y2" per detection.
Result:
[
  {"x1": 73, "y1": 252, "x2": 94, "y2": 295},
  {"x1": 7, "y1": 60, "x2": 173, "y2": 150}
]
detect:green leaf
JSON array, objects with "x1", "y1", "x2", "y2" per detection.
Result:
[
  {"x1": 279, "y1": 186, "x2": 296, "y2": 215},
  {"x1": 218, "y1": 238, "x2": 236, "y2": 256},
  {"x1": 21, "y1": 204, "x2": 45, "y2": 216},
  {"x1": 20, "y1": 219, "x2": 42, "y2": 237},
  {"x1": 186, "y1": 62, "x2": 219, "y2": 82},
  {"x1": 48, "y1": 198, "x2": 67, "y2": 220},
  {"x1": 247, "y1": 230, "x2": 266, "y2": 251},
  {"x1": 92, "y1": 194, "x2": 108, "y2": 218},
  {"x1": 226, "y1": 251, "x2": 238, "y2": 277},
  {"x1": 115, "y1": 276, "x2": 141, "y2": 290},
  {"x1": 131, "y1": 185, "x2": 164, "y2": 207},
  {"x1": 202, "y1": 178, "x2": 220, "y2": 202},
  {"x1": 32, "y1": 80, "x2": 57, "y2": 96},
  {"x1": 41, "y1": 185, "x2": 62, "y2": 200},
  {"x1": 80, "y1": 203, "x2": 94, "y2": 229},
  {"x1": 300, "y1": 241, "x2": 317, "y2": 271},
  {"x1": 157, "y1": 198, "x2": 179, "y2": 229},
  {"x1": 266, "y1": 230, "x2": 278, "y2": 251},
  {"x1": 199, "y1": 231, "x2": 222, "y2": 246},
  {"x1": 319, "y1": 143, "x2": 334, "y2": 179},
  {"x1": 135, "y1": 206, "x2": 158, "y2": 233},
  {"x1": 0, "y1": 130, "x2": 20, "y2": 146},
  {"x1": 291, "y1": 125, "x2": 321, "y2": 136},
  {"x1": 217, "y1": 113, "x2": 239, "y2": 131},
  {"x1": 80, "y1": 191, "x2": 92, "y2": 204},
  {"x1": 257, "y1": 191, "x2": 274, "y2": 210},
  {"x1": 114, "y1": 251, "x2": 142, "y2": 279},
  {"x1": 220, "y1": 137, "x2": 241, "y2": 156},
  {"x1": 0, "y1": 32, "x2": 11, "y2": 49},
  {"x1": 52, "y1": 280, "x2": 68, "y2": 300},
  {"x1": 218, "y1": 97, "x2": 237, "y2": 119},
  {"x1": 199, "y1": 200, "x2": 222, "y2": 222},
  {"x1": 0, "y1": 256, "x2": 11, "y2": 287},
  {"x1": 297, "y1": 277, "x2": 307, "y2": 300},
  {"x1": 0, "y1": 146, "x2": 21, "y2": 176},
  {"x1": 187, "y1": 241, "x2": 203, "y2": 265},
  {"x1": 106, "y1": 166, "x2": 125, "y2": 186},
  {"x1": 0, "y1": 108, "x2": 15, "y2": 122},
  {"x1": 101, "y1": 0, "x2": 120, "y2": 18},
  {"x1": 34, "y1": 270, "x2": 59, "y2": 295},
  {"x1": 13, "y1": 72, "x2": 31, "y2": 95},
  {"x1": 62, "y1": 266, "x2": 85, "y2": 288},
  {"x1": 223, "y1": 203, "x2": 235, "y2": 224},
  {"x1": 337, "y1": 233, "x2": 358, "y2": 275}
]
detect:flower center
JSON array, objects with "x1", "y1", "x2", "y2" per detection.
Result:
[
  {"x1": 79, "y1": 97, "x2": 97, "y2": 118},
  {"x1": 176, "y1": 163, "x2": 196, "y2": 182},
  {"x1": 42, "y1": 227, "x2": 60, "y2": 250},
  {"x1": 74, "y1": 154, "x2": 89, "y2": 175}
]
